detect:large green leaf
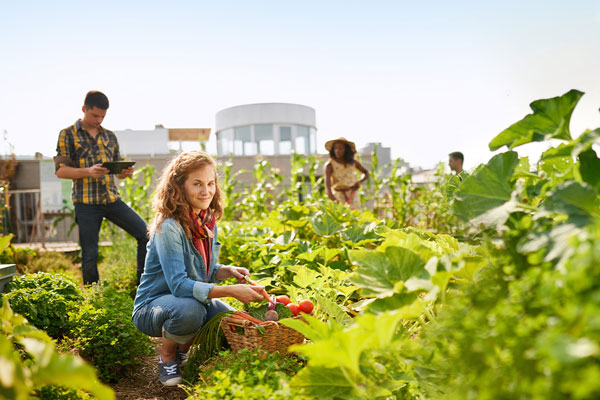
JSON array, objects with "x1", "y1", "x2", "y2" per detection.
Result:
[
  {"x1": 290, "y1": 366, "x2": 355, "y2": 399},
  {"x1": 543, "y1": 182, "x2": 600, "y2": 224},
  {"x1": 310, "y1": 212, "x2": 344, "y2": 237},
  {"x1": 314, "y1": 294, "x2": 353, "y2": 325},
  {"x1": 22, "y1": 338, "x2": 114, "y2": 400},
  {"x1": 379, "y1": 229, "x2": 459, "y2": 260},
  {"x1": 0, "y1": 234, "x2": 13, "y2": 253},
  {"x1": 350, "y1": 247, "x2": 426, "y2": 298},
  {"x1": 341, "y1": 222, "x2": 379, "y2": 245},
  {"x1": 289, "y1": 311, "x2": 409, "y2": 399},
  {"x1": 291, "y1": 267, "x2": 321, "y2": 288},
  {"x1": 364, "y1": 292, "x2": 419, "y2": 314},
  {"x1": 489, "y1": 89, "x2": 584, "y2": 150},
  {"x1": 578, "y1": 149, "x2": 600, "y2": 191},
  {"x1": 540, "y1": 128, "x2": 600, "y2": 162},
  {"x1": 453, "y1": 151, "x2": 519, "y2": 221}
]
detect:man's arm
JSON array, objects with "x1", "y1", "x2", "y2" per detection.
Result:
[{"x1": 56, "y1": 164, "x2": 108, "y2": 179}]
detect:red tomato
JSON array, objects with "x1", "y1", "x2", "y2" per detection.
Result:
[
  {"x1": 298, "y1": 300, "x2": 314, "y2": 314},
  {"x1": 287, "y1": 303, "x2": 299, "y2": 316},
  {"x1": 276, "y1": 295, "x2": 291, "y2": 305}
]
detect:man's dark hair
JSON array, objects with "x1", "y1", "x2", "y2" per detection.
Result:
[
  {"x1": 449, "y1": 151, "x2": 464, "y2": 163},
  {"x1": 329, "y1": 142, "x2": 355, "y2": 164},
  {"x1": 84, "y1": 90, "x2": 109, "y2": 110}
]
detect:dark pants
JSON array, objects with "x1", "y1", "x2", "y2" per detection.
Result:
[{"x1": 75, "y1": 199, "x2": 148, "y2": 285}]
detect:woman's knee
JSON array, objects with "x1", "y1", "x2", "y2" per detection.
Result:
[{"x1": 169, "y1": 299, "x2": 207, "y2": 332}]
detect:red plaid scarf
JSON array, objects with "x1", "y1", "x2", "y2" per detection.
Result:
[{"x1": 190, "y1": 210, "x2": 215, "y2": 279}]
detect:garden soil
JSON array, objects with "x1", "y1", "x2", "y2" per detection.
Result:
[{"x1": 111, "y1": 339, "x2": 188, "y2": 400}]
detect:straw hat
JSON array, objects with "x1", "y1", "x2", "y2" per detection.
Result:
[{"x1": 325, "y1": 137, "x2": 357, "y2": 153}]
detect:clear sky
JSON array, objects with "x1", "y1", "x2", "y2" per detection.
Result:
[{"x1": 1, "y1": 0, "x2": 599, "y2": 170}]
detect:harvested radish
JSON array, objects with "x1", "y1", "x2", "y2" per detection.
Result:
[
  {"x1": 276, "y1": 295, "x2": 291, "y2": 305},
  {"x1": 264, "y1": 310, "x2": 279, "y2": 321}
]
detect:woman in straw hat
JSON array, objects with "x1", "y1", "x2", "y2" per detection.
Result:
[{"x1": 324, "y1": 137, "x2": 369, "y2": 209}]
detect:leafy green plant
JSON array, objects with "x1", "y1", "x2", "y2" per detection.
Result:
[
  {"x1": 0, "y1": 234, "x2": 38, "y2": 267},
  {"x1": 0, "y1": 297, "x2": 114, "y2": 400},
  {"x1": 35, "y1": 385, "x2": 92, "y2": 400},
  {"x1": 17, "y1": 251, "x2": 79, "y2": 276},
  {"x1": 5, "y1": 272, "x2": 82, "y2": 338},
  {"x1": 98, "y1": 238, "x2": 139, "y2": 297},
  {"x1": 185, "y1": 349, "x2": 306, "y2": 400},
  {"x1": 68, "y1": 283, "x2": 153, "y2": 382}
]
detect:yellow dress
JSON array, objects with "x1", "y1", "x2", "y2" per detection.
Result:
[{"x1": 329, "y1": 160, "x2": 360, "y2": 209}]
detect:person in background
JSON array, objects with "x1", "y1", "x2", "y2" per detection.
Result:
[
  {"x1": 132, "y1": 151, "x2": 265, "y2": 386},
  {"x1": 54, "y1": 90, "x2": 148, "y2": 285},
  {"x1": 324, "y1": 137, "x2": 369, "y2": 209},
  {"x1": 448, "y1": 151, "x2": 464, "y2": 175}
]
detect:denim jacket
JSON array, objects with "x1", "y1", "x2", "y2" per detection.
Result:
[{"x1": 133, "y1": 217, "x2": 223, "y2": 314}]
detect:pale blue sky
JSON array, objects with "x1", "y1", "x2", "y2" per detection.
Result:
[{"x1": 1, "y1": 1, "x2": 599, "y2": 169}]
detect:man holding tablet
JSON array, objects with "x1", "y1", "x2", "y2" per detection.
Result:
[{"x1": 54, "y1": 90, "x2": 148, "y2": 285}]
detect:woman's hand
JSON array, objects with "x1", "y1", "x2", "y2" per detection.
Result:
[
  {"x1": 215, "y1": 266, "x2": 251, "y2": 282},
  {"x1": 230, "y1": 284, "x2": 265, "y2": 304}
]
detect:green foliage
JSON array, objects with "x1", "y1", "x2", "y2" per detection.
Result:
[
  {"x1": 408, "y1": 89, "x2": 600, "y2": 399},
  {"x1": 5, "y1": 272, "x2": 82, "y2": 338},
  {"x1": 284, "y1": 312, "x2": 417, "y2": 399},
  {"x1": 67, "y1": 283, "x2": 153, "y2": 382},
  {"x1": 489, "y1": 89, "x2": 584, "y2": 150},
  {"x1": 268, "y1": 89, "x2": 600, "y2": 399},
  {"x1": 18, "y1": 251, "x2": 80, "y2": 275},
  {"x1": 414, "y1": 221, "x2": 600, "y2": 400},
  {"x1": 185, "y1": 349, "x2": 306, "y2": 400},
  {"x1": 453, "y1": 151, "x2": 521, "y2": 223},
  {"x1": 0, "y1": 234, "x2": 38, "y2": 267},
  {"x1": 98, "y1": 238, "x2": 139, "y2": 297},
  {"x1": 35, "y1": 385, "x2": 92, "y2": 400},
  {"x1": 0, "y1": 298, "x2": 114, "y2": 400}
]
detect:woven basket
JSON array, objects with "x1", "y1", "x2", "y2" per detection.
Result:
[{"x1": 220, "y1": 316, "x2": 305, "y2": 353}]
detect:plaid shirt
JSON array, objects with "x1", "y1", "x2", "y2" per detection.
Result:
[{"x1": 55, "y1": 120, "x2": 122, "y2": 204}]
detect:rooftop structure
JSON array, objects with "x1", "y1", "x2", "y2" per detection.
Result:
[{"x1": 215, "y1": 103, "x2": 317, "y2": 157}]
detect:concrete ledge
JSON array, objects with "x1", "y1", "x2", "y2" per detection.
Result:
[{"x1": 0, "y1": 264, "x2": 17, "y2": 293}]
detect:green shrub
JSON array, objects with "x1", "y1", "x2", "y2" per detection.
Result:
[
  {"x1": 98, "y1": 238, "x2": 138, "y2": 298},
  {"x1": 68, "y1": 283, "x2": 153, "y2": 382},
  {"x1": 19, "y1": 251, "x2": 80, "y2": 276},
  {"x1": 5, "y1": 272, "x2": 82, "y2": 338},
  {"x1": 35, "y1": 386, "x2": 91, "y2": 400},
  {"x1": 185, "y1": 349, "x2": 306, "y2": 400},
  {"x1": 0, "y1": 298, "x2": 114, "y2": 400}
]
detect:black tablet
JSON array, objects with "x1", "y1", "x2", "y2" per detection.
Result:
[{"x1": 101, "y1": 161, "x2": 136, "y2": 174}]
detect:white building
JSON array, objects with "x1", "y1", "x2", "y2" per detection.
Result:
[
  {"x1": 215, "y1": 103, "x2": 317, "y2": 157},
  {"x1": 114, "y1": 126, "x2": 211, "y2": 156}
]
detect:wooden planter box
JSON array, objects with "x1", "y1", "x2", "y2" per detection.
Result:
[{"x1": 0, "y1": 264, "x2": 17, "y2": 293}]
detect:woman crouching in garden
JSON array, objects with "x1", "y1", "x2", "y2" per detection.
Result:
[{"x1": 132, "y1": 151, "x2": 265, "y2": 386}]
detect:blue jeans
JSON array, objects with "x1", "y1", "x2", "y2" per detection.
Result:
[
  {"x1": 132, "y1": 295, "x2": 234, "y2": 344},
  {"x1": 75, "y1": 199, "x2": 148, "y2": 284}
]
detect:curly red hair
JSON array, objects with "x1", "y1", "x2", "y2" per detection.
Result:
[{"x1": 150, "y1": 151, "x2": 223, "y2": 238}]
